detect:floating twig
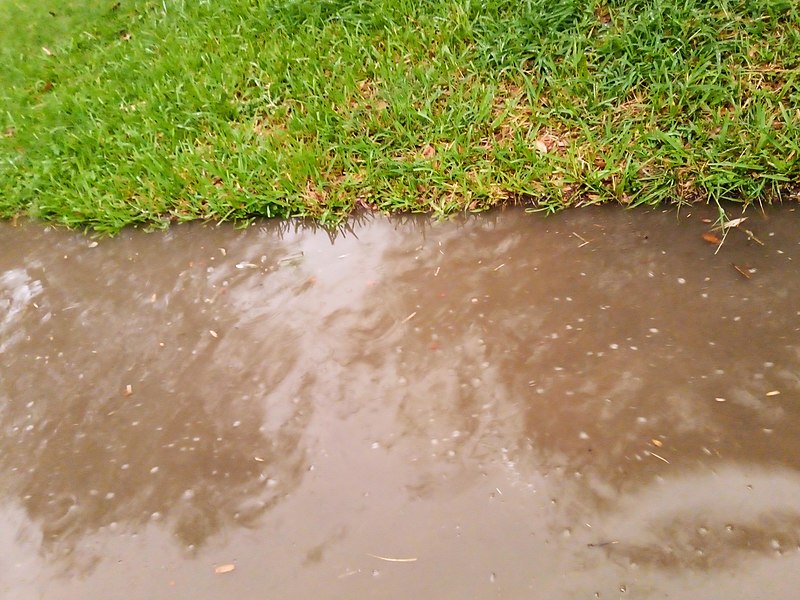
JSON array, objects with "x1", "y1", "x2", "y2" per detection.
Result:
[
  {"x1": 649, "y1": 451, "x2": 670, "y2": 464},
  {"x1": 572, "y1": 232, "x2": 590, "y2": 247},
  {"x1": 587, "y1": 540, "x2": 619, "y2": 548},
  {"x1": 731, "y1": 263, "x2": 751, "y2": 279},
  {"x1": 367, "y1": 554, "x2": 418, "y2": 563}
]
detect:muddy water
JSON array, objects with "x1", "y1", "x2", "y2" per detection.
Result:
[{"x1": 1, "y1": 205, "x2": 799, "y2": 599}]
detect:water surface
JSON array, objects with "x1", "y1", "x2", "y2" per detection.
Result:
[{"x1": 1, "y1": 205, "x2": 799, "y2": 599}]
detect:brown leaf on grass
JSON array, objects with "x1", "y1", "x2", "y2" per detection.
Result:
[
  {"x1": 534, "y1": 139, "x2": 548, "y2": 154},
  {"x1": 702, "y1": 232, "x2": 721, "y2": 245},
  {"x1": 421, "y1": 144, "x2": 435, "y2": 158}
]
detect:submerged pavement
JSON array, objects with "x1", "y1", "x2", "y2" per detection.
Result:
[{"x1": 1, "y1": 204, "x2": 799, "y2": 599}]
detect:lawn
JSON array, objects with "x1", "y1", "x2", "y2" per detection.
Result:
[{"x1": 1, "y1": 0, "x2": 799, "y2": 232}]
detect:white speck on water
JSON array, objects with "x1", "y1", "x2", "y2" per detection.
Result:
[
  {"x1": 121, "y1": 464, "x2": 130, "y2": 470},
  {"x1": 637, "y1": 417, "x2": 648, "y2": 424},
  {"x1": 579, "y1": 432, "x2": 590, "y2": 440},
  {"x1": 452, "y1": 430, "x2": 461, "y2": 438},
  {"x1": 233, "y1": 420, "x2": 241, "y2": 427},
  {"x1": 371, "y1": 442, "x2": 380, "y2": 449},
  {"x1": 150, "y1": 466, "x2": 159, "y2": 474},
  {"x1": 105, "y1": 492, "x2": 115, "y2": 500},
  {"x1": 151, "y1": 512, "x2": 161, "y2": 521},
  {"x1": 648, "y1": 272, "x2": 654, "y2": 278},
  {"x1": 733, "y1": 316, "x2": 741, "y2": 322},
  {"x1": 649, "y1": 328, "x2": 659, "y2": 334},
  {"x1": 609, "y1": 343, "x2": 619, "y2": 350},
  {"x1": 677, "y1": 277, "x2": 686, "y2": 284},
  {"x1": 630, "y1": 346, "x2": 638, "y2": 351},
  {"x1": 182, "y1": 489, "x2": 195, "y2": 500},
  {"x1": 471, "y1": 298, "x2": 478, "y2": 303}
]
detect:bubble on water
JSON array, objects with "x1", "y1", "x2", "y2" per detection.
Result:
[
  {"x1": 677, "y1": 277, "x2": 686, "y2": 284},
  {"x1": 151, "y1": 512, "x2": 161, "y2": 521},
  {"x1": 609, "y1": 343, "x2": 619, "y2": 350},
  {"x1": 233, "y1": 420, "x2": 241, "y2": 427},
  {"x1": 698, "y1": 527, "x2": 708, "y2": 536},
  {"x1": 105, "y1": 492, "x2": 115, "y2": 500},
  {"x1": 579, "y1": 432, "x2": 590, "y2": 440},
  {"x1": 182, "y1": 489, "x2": 195, "y2": 500},
  {"x1": 121, "y1": 464, "x2": 129, "y2": 470},
  {"x1": 648, "y1": 328, "x2": 659, "y2": 334},
  {"x1": 372, "y1": 569, "x2": 380, "y2": 577},
  {"x1": 150, "y1": 466, "x2": 159, "y2": 474}
]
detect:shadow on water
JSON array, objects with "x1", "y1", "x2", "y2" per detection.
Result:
[{"x1": 0, "y1": 203, "x2": 799, "y2": 597}]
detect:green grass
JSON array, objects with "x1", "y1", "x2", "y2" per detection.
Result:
[{"x1": 1, "y1": 0, "x2": 799, "y2": 232}]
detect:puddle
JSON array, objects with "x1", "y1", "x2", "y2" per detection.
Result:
[{"x1": 1, "y1": 205, "x2": 799, "y2": 599}]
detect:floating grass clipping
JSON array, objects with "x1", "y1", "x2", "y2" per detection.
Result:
[{"x1": 1, "y1": 0, "x2": 799, "y2": 233}]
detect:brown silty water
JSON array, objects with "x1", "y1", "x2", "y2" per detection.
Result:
[{"x1": 1, "y1": 204, "x2": 799, "y2": 599}]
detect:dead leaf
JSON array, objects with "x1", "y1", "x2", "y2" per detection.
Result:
[
  {"x1": 534, "y1": 139, "x2": 548, "y2": 154},
  {"x1": 702, "y1": 232, "x2": 721, "y2": 245},
  {"x1": 701, "y1": 218, "x2": 713, "y2": 224},
  {"x1": 651, "y1": 439, "x2": 663, "y2": 447},
  {"x1": 421, "y1": 145, "x2": 435, "y2": 158},
  {"x1": 214, "y1": 564, "x2": 235, "y2": 574},
  {"x1": 42, "y1": 46, "x2": 52, "y2": 56}
]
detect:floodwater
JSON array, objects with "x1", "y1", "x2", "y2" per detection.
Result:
[{"x1": 1, "y1": 204, "x2": 799, "y2": 599}]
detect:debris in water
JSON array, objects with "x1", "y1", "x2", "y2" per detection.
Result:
[
  {"x1": 235, "y1": 262, "x2": 257, "y2": 269},
  {"x1": 401, "y1": 312, "x2": 417, "y2": 323},
  {"x1": 367, "y1": 553, "x2": 418, "y2": 563},
  {"x1": 124, "y1": 384, "x2": 133, "y2": 396},
  {"x1": 587, "y1": 540, "x2": 619, "y2": 548},
  {"x1": 209, "y1": 330, "x2": 218, "y2": 338},
  {"x1": 649, "y1": 451, "x2": 670, "y2": 464},
  {"x1": 571, "y1": 232, "x2": 590, "y2": 247},
  {"x1": 651, "y1": 439, "x2": 662, "y2": 447},
  {"x1": 214, "y1": 564, "x2": 235, "y2": 574},
  {"x1": 731, "y1": 264, "x2": 751, "y2": 279},
  {"x1": 88, "y1": 241, "x2": 99, "y2": 248},
  {"x1": 715, "y1": 397, "x2": 727, "y2": 402},
  {"x1": 702, "y1": 232, "x2": 721, "y2": 245},
  {"x1": 766, "y1": 390, "x2": 780, "y2": 396},
  {"x1": 722, "y1": 217, "x2": 748, "y2": 229}
]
